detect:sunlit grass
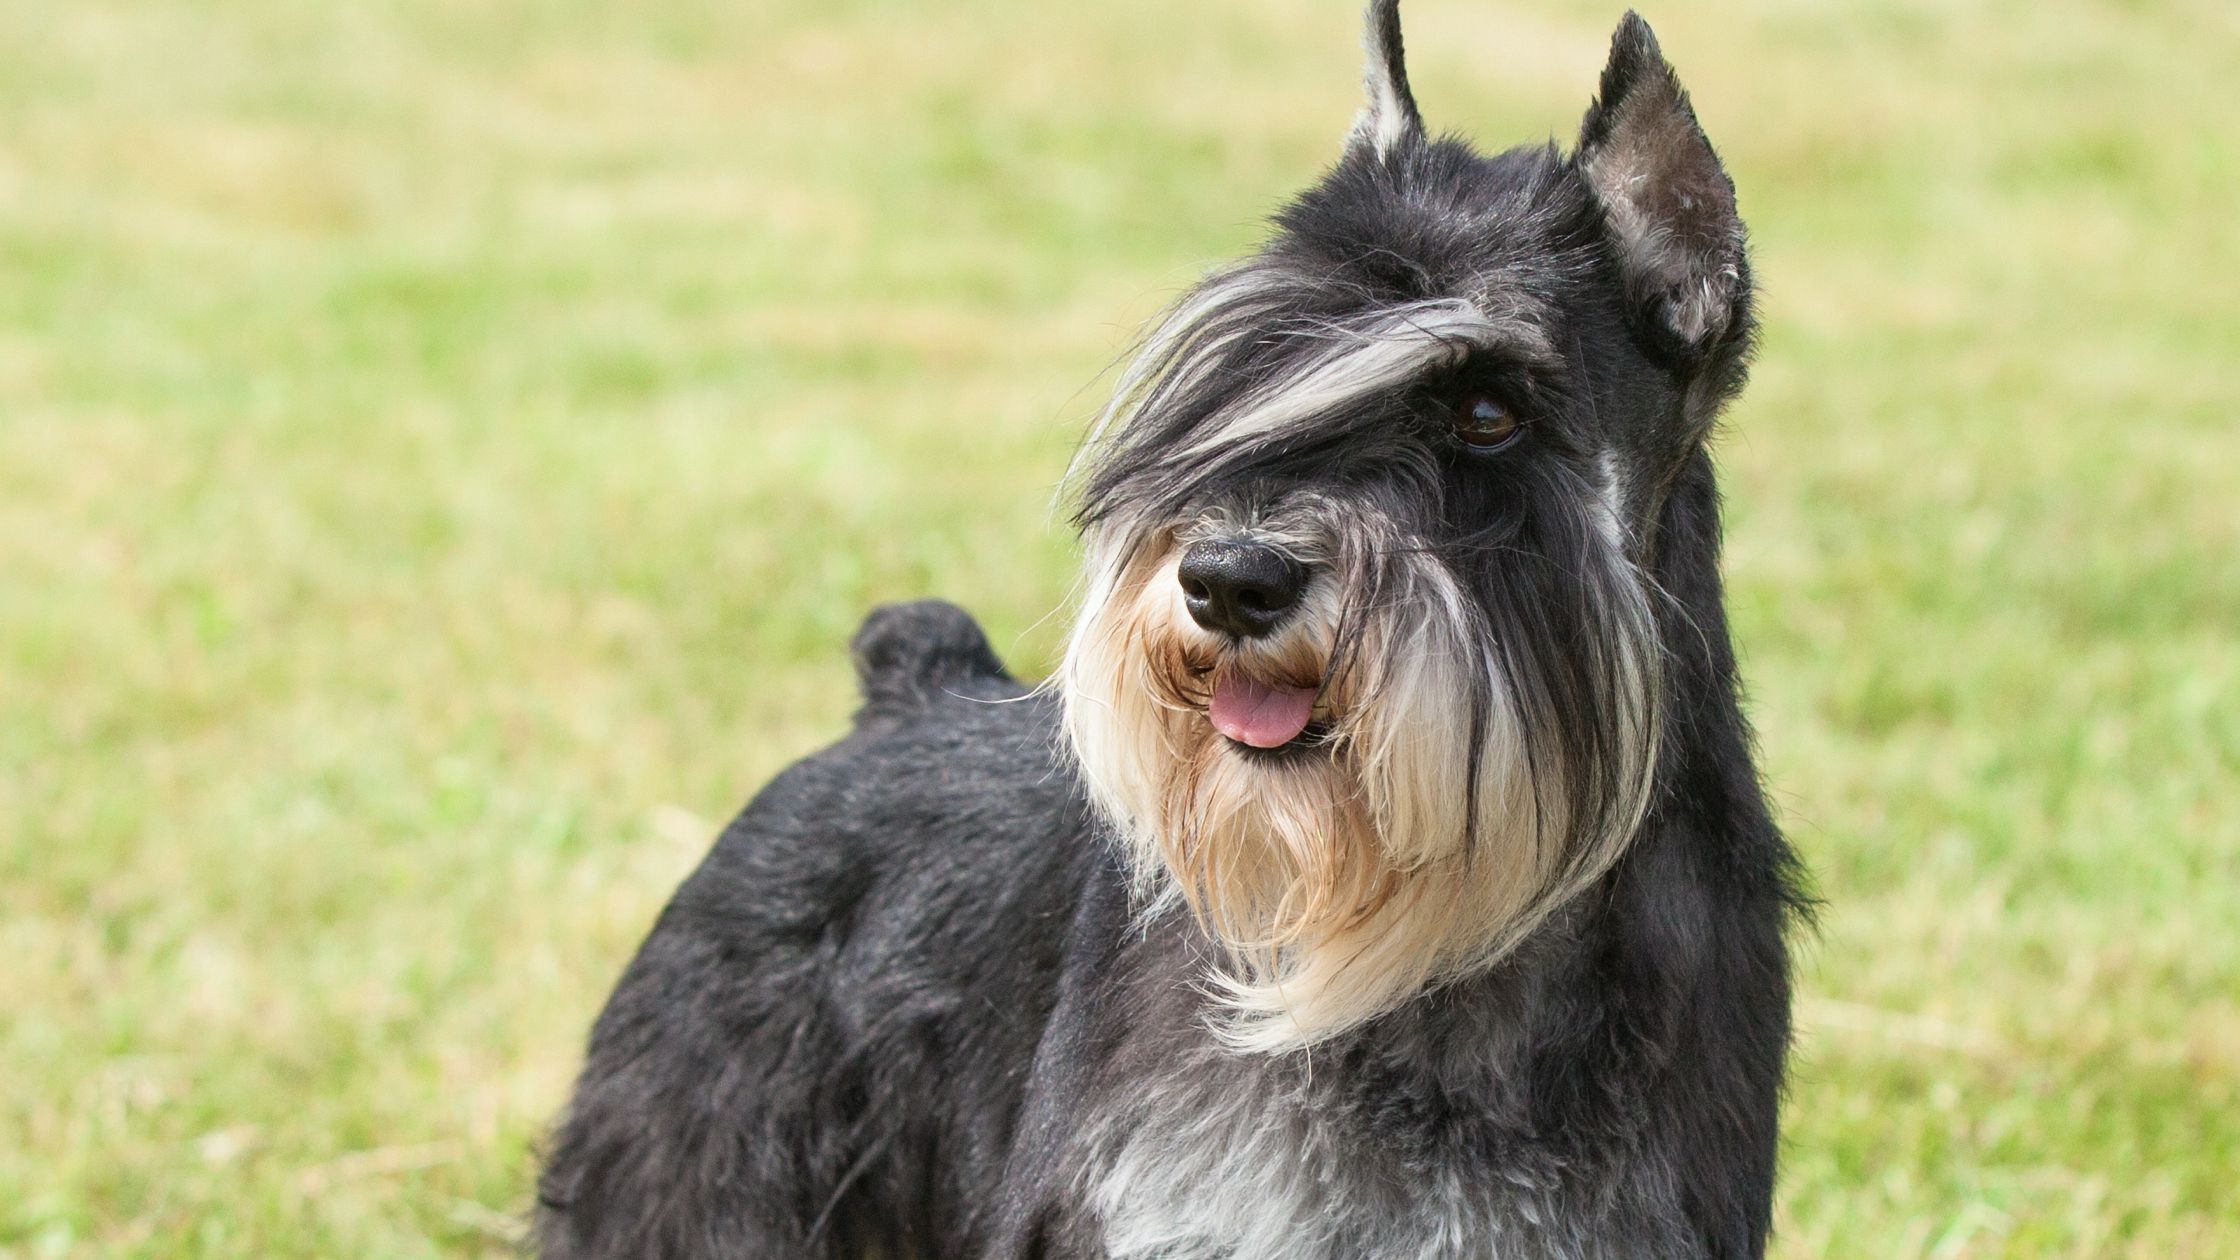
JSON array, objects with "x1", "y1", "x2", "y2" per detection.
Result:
[{"x1": 2, "y1": 1, "x2": 2233, "y2": 1256}]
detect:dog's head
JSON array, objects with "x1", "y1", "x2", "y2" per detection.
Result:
[{"x1": 1061, "y1": 5, "x2": 1755, "y2": 1050}]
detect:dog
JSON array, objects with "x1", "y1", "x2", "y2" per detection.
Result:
[{"x1": 535, "y1": 5, "x2": 1803, "y2": 1257}]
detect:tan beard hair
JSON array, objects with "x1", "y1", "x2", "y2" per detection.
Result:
[{"x1": 1059, "y1": 516, "x2": 1659, "y2": 1052}]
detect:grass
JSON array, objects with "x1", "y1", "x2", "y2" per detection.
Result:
[{"x1": 2, "y1": 0, "x2": 2233, "y2": 1255}]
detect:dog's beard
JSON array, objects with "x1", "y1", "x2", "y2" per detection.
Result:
[{"x1": 1060, "y1": 500, "x2": 1661, "y2": 1052}]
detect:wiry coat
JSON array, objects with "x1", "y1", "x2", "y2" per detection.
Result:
[{"x1": 536, "y1": 8, "x2": 1804, "y2": 1258}]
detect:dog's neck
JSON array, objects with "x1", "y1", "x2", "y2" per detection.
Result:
[{"x1": 1319, "y1": 450, "x2": 1775, "y2": 1068}]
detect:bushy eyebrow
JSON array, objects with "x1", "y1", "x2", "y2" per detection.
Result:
[
  {"x1": 1172, "y1": 299, "x2": 1530, "y2": 460},
  {"x1": 1067, "y1": 256, "x2": 1576, "y2": 531},
  {"x1": 1095, "y1": 265, "x2": 1557, "y2": 451}
]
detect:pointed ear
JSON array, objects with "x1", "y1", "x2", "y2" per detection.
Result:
[
  {"x1": 1346, "y1": 0, "x2": 1424, "y2": 159},
  {"x1": 1576, "y1": 13, "x2": 1749, "y2": 364}
]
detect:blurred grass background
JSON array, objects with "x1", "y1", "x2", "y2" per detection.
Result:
[{"x1": 2, "y1": 0, "x2": 2234, "y2": 1256}]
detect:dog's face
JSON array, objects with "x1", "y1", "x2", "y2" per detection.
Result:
[{"x1": 1062, "y1": 7, "x2": 1756, "y2": 1050}]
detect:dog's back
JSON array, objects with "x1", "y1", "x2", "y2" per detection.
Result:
[{"x1": 535, "y1": 602, "x2": 1101, "y2": 1258}]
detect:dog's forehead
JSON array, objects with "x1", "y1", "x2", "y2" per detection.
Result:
[{"x1": 1269, "y1": 140, "x2": 1596, "y2": 322}]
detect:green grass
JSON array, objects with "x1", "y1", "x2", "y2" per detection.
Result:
[{"x1": 3, "y1": 0, "x2": 2233, "y2": 1255}]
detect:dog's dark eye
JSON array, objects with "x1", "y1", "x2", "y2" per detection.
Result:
[{"x1": 1452, "y1": 393, "x2": 1522, "y2": 451}]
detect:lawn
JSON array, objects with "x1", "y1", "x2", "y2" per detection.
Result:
[{"x1": 2, "y1": 0, "x2": 2234, "y2": 1255}]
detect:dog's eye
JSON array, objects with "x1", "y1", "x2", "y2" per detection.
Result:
[{"x1": 1451, "y1": 393, "x2": 1522, "y2": 451}]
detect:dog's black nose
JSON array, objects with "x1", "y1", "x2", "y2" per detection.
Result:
[{"x1": 1177, "y1": 539, "x2": 1306, "y2": 639}]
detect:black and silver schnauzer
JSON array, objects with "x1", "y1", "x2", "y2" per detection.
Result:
[{"x1": 537, "y1": 5, "x2": 1804, "y2": 1257}]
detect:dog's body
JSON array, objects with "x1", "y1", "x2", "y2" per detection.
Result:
[{"x1": 537, "y1": 7, "x2": 1803, "y2": 1258}]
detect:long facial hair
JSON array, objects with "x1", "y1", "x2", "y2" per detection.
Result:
[{"x1": 1061, "y1": 321, "x2": 1666, "y2": 1050}]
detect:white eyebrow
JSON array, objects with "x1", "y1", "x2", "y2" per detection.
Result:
[{"x1": 1171, "y1": 297, "x2": 1552, "y2": 463}]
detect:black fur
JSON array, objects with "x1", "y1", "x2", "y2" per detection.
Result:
[{"x1": 537, "y1": 9, "x2": 1802, "y2": 1257}]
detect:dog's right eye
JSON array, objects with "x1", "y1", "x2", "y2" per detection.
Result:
[{"x1": 1451, "y1": 392, "x2": 1523, "y2": 451}]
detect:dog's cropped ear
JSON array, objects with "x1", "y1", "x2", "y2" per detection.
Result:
[
  {"x1": 1576, "y1": 13, "x2": 1748, "y2": 366},
  {"x1": 1346, "y1": 0, "x2": 1424, "y2": 159}
]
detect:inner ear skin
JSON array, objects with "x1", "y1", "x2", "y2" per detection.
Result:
[{"x1": 1573, "y1": 14, "x2": 1756, "y2": 403}]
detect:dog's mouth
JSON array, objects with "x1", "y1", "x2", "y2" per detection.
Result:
[
  {"x1": 1225, "y1": 718, "x2": 1336, "y2": 760},
  {"x1": 1208, "y1": 672, "x2": 1326, "y2": 753}
]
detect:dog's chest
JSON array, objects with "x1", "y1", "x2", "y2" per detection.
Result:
[{"x1": 1082, "y1": 1061, "x2": 1681, "y2": 1260}]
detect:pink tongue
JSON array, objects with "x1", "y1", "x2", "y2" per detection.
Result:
[{"x1": 1209, "y1": 675, "x2": 1318, "y2": 748}]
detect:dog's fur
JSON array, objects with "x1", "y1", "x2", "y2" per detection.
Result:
[{"x1": 536, "y1": 6, "x2": 1803, "y2": 1257}]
